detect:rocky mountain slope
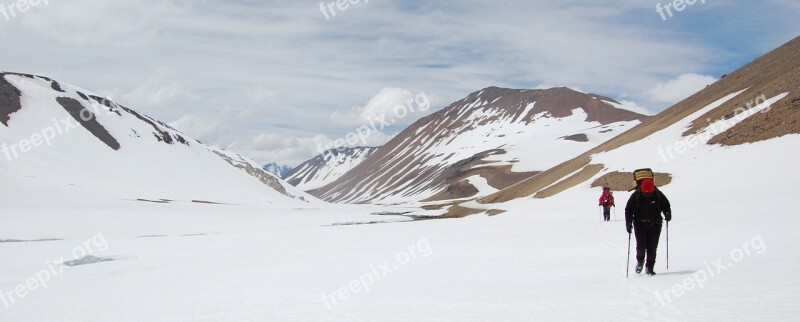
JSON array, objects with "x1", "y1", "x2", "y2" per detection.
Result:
[
  {"x1": 285, "y1": 146, "x2": 378, "y2": 191},
  {"x1": 312, "y1": 87, "x2": 647, "y2": 204}
]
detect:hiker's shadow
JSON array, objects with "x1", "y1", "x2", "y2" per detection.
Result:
[{"x1": 658, "y1": 270, "x2": 698, "y2": 276}]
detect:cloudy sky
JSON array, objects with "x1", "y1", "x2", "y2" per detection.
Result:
[{"x1": 1, "y1": 0, "x2": 798, "y2": 166}]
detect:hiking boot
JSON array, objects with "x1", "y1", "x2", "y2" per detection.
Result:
[
  {"x1": 635, "y1": 262, "x2": 644, "y2": 274},
  {"x1": 646, "y1": 268, "x2": 656, "y2": 276}
]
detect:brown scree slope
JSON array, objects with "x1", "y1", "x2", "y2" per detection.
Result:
[{"x1": 479, "y1": 35, "x2": 800, "y2": 206}]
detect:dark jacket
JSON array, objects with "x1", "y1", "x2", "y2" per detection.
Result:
[{"x1": 625, "y1": 188, "x2": 671, "y2": 225}]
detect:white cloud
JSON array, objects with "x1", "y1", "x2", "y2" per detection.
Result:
[
  {"x1": 168, "y1": 115, "x2": 220, "y2": 144},
  {"x1": 330, "y1": 88, "x2": 429, "y2": 127},
  {"x1": 611, "y1": 100, "x2": 653, "y2": 116},
  {"x1": 245, "y1": 87, "x2": 279, "y2": 102},
  {"x1": 232, "y1": 128, "x2": 397, "y2": 167},
  {"x1": 360, "y1": 131, "x2": 396, "y2": 147},
  {"x1": 233, "y1": 133, "x2": 333, "y2": 167},
  {"x1": 18, "y1": 0, "x2": 180, "y2": 46},
  {"x1": 647, "y1": 73, "x2": 718, "y2": 104},
  {"x1": 124, "y1": 67, "x2": 197, "y2": 107}
]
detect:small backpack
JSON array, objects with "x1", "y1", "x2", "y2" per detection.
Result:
[{"x1": 600, "y1": 188, "x2": 614, "y2": 206}]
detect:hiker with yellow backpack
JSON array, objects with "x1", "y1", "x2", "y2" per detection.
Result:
[{"x1": 625, "y1": 169, "x2": 672, "y2": 276}]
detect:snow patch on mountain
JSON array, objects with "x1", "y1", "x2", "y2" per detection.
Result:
[
  {"x1": 313, "y1": 87, "x2": 646, "y2": 204},
  {"x1": 285, "y1": 146, "x2": 378, "y2": 191}
]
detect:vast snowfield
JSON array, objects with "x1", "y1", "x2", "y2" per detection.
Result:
[
  {"x1": 3, "y1": 166, "x2": 798, "y2": 321},
  {"x1": 3, "y1": 139, "x2": 799, "y2": 321}
]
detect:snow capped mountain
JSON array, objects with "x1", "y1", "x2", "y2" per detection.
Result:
[
  {"x1": 0, "y1": 72, "x2": 313, "y2": 206},
  {"x1": 262, "y1": 162, "x2": 293, "y2": 178},
  {"x1": 312, "y1": 86, "x2": 647, "y2": 204},
  {"x1": 285, "y1": 146, "x2": 378, "y2": 191}
]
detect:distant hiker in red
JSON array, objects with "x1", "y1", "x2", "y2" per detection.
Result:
[
  {"x1": 625, "y1": 178, "x2": 672, "y2": 276},
  {"x1": 598, "y1": 187, "x2": 615, "y2": 221}
]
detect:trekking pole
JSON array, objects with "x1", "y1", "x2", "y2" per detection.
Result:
[
  {"x1": 626, "y1": 232, "x2": 632, "y2": 278},
  {"x1": 614, "y1": 207, "x2": 617, "y2": 221},
  {"x1": 666, "y1": 220, "x2": 669, "y2": 271}
]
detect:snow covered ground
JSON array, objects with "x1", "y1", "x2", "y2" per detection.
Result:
[{"x1": 3, "y1": 139, "x2": 798, "y2": 322}]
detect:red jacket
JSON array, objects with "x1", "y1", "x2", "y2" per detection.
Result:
[{"x1": 599, "y1": 191, "x2": 615, "y2": 208}]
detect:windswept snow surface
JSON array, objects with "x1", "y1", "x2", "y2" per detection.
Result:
[{"x1": 4, "y1": 163, "x2": 798, "y2": 322}]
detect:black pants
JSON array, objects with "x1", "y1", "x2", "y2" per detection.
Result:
[
  {"x1": 634, "y1": 222, "x2": 662, "y2": 270},
  {"x1": 603, "y1": 207, "x2": 611, "y2": 221}
]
